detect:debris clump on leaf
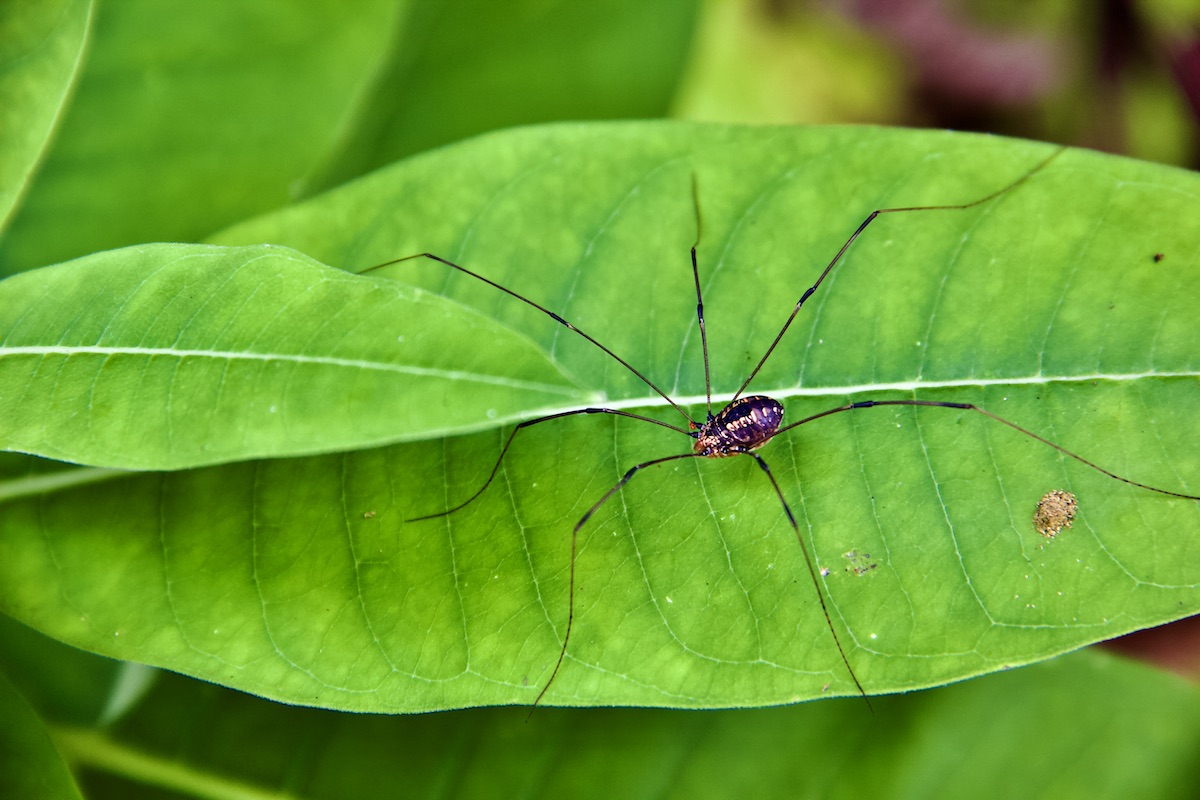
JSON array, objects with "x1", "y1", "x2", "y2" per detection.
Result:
[{"x1": 1034, "y1": 490, "x2": 1077, "y2": 538}]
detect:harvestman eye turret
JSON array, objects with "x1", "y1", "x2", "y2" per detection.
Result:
[{"x1": 360, "y1": 147, "x2": 1200, "y2": 711}]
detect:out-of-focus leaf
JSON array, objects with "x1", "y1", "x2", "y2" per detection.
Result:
[
  {"x1": 0, "y1": 0, "x2": 402, "y2": 273},
  {"x1": 0, "y1": 671, "x2": 83, "y2": 800},
  {"x1": 0, "y1": 0, "x2": 701, "y2": 274},
  {"x1": 672, "y1": 0, "x2": 903, "y2": 126},
  {"x1": 0, "y1": 613, "x2": 143, "y2": 727},
  {"x1": 0, "y1": 0, "x2": 91, "y2": 231},
  {"x1": 49, "y1": 651, "x2": 1200, "y2": 800},
  {"x1": 309, "y1": 0, "x2": 700, "y2": 190}
]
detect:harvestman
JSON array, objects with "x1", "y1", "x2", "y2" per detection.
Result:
[{"x1": 364, "y1": 148, "x2": 1200, "y2": 707}]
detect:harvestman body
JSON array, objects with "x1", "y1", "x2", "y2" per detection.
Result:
[{"x1": 363, "y1": 148, "x2": 1200, "y2": 708}]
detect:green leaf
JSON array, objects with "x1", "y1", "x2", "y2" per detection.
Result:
[
  {"x1": 42, "y1": 651, "x2": 1200, "y2": 799},
  {"x1": 0, "y1": 0, "x2": 91, "y2": 231},
  {"x1": 0, "y1": 244, "x2": 586, "y2": 468},
  {"x1": 0, "y1": 0, "x2": 402, "y2": 272},
  {"x1": 2, "y1": 124, "x2": 1199, "y2": 712},
  {"x1": 309, "y1": 0, "x2": 700, "y2": 190},
  {"x1": 0, "y1": 0, "x2": 700, "y2": 274},
  {"x1": 0, "y1": 671, "x2": 83, "y2": 800}
]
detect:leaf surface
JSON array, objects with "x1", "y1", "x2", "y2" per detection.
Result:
[
  {"x1": 0, "y1": 244, "x2": 584, "y2": 468},
  {"x1": 0, "y1": 0, "x2": 91, "y2": 231},
  {"x1": 0, "y1": 0, "x2": 699, "y2": 273},
  {"x1": 2, "y1": 124, "x2": 1199, "y2": 711}
]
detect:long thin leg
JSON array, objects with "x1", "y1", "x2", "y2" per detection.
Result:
[
  {"x1": 688, "y1": 174, "x2": 714, "y2": 421},
  {"x1": 740, "y1": 451, "x2": 870, "y2": 708},
  {"x1": 779, "y1": 399, "x2": 1200, "y2": 501},
  {"x1": 532, "y1": 451, "x2": 703, "y2": 711},
  {"x1": 360, "y1": 252, "x2": 694, "y2": 424},
  {"x1": 731, "y1": 148, "x2": 1067, "y2": 403},
  {"x1": 408, "y1": 408, "x2": 692, "y2": 522}
]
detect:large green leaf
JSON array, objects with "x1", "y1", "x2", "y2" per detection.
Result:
[
  {"x1": 4, "y1": 620, "x2": 1197, "y2": 798},
  {"x1": 35, "y1": 651, "x2": 1200, "y2": 799},
  {"x1": 308, "y1": 0, "x2": 699, "y2": 190},
  {"x1": 0, "y1": 244, "x2": 586, "y2": 468},
  {"x1": 1, "y1": 124, "x2": 1198, "y2": 712},
  {"x1": 0, "y1": 0, "x2": 699, "y2": 274},
  {"x1": 0, "y1": 0, "x2": 402, "y2": 273},
  {"x1": 0, "y1": 0, "x2": 91, "y2": 231}
]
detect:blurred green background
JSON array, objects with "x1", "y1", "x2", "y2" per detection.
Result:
[
  {"x1": 677, "y1": 0, "x2": 1200, "y2": 165},
  {"x1": 2, "y1": 1, "x2": 1199, "y2": 797},
  {"x1": 4, "y1": 0, "x2": 1199, "y2": 276}
]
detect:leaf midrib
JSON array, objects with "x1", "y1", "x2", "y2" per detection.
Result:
[
  {"x1": 594, "y1": 369, "x2": 1198, "y2": 415},
  {"x1": 0, "y1": 344, "x2": 585, "y2": 396}
]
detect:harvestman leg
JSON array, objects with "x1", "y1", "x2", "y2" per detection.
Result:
[
  {"x1": 361, "y1": 252, "x2": 715, "y2": 707},
  {"x1": 406, "y1": 408, "x2": 707, "y2": 714},
  {"x1": 738, "y1": 450, "x2": 868, "y2": 701},
  {"x1": 729, "y1": 148, "x2": 1067, "y2": 402},
  {"x1": 530, "y1": 444, "x2": 874, "y2": 711},
  {"x1": 407, "y1": 407, "x2": 690, "y2": 522},
  {"x1": 532, "y1": 450, "x2": 704, "y2": 710},
  {"x1": 782, "y1": 399, "x2": 1200, "y2": 501},
  {"x1": 362, "y1": 252, "x2": 695, "y2": 423}
]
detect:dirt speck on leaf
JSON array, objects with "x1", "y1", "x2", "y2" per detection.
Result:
[
  {"x1": 1034, "y1": 490, "x2": 1077, "y2": 538},
  {"x1": 843, "y1": 549, "x2": 877, "y2": 576}
]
